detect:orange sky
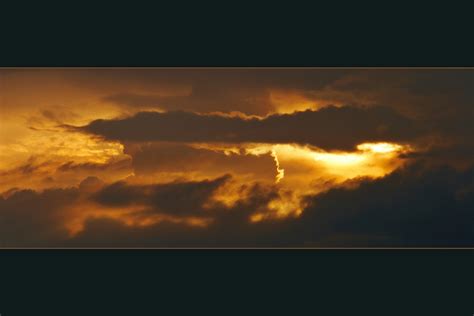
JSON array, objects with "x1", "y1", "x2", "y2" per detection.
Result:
[{"x1": 1, "y1": 68, "x2": 473, "y2": 247}]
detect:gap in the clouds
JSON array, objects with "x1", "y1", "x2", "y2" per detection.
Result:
[
  {"x1": 190, "y1": 141, "x2": 410, "y2": 184},
  {"x1": 181, "y1": 141, "x2": 412, "y2": 222}
]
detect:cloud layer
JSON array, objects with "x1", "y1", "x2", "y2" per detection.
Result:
[
  {"x1": 81, "y1": 105, "x2": 421, "y2": 151},
  {"x1": 2, "y1": 68, "x2": 473, "y2": 247},
  {"x1": 1, "y1": 163, "x2": 473, "y2": 247}
]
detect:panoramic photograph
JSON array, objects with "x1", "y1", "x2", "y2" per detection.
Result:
[{"x1": 0, "y1": 68, "x2": 473, "y2": 247}]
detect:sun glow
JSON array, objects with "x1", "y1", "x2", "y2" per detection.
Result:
[
  {"x1": 193, "y1": 141, "x2": 410, "y2": 188},
  {"x1": 357, "y1": 142, "x2": 404, "y2": 154},
  {"x1": 312, "y1": 152, "x2": 366, "y2": 165}
]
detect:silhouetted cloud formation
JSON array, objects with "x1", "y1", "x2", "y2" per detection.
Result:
[
  {"x1": 63, "y1": 163, "x2": 474, "y2": 247},
  {"x1": 93, "y1": 174, "x2": 230, "y2": 216},
  {"x1": 81, "y1": 106, "x2": 421, "y2": 151},
  {"x1": 0, "y1": 188, "x2": 78, "y2": 247},
  {"x1": 2, "y1": 162, "x2": 472, "y2": 247},
  {"x1": 295, "y1": 163, "x2": 474, "y2": 246},
  {"x1": 69, "y1": 179, "x2": 294, "y2": 247}
]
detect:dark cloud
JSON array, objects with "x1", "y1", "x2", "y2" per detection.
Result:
[
  {"x1": 5, "y1": 68, "x2": 472, "y2": 121},
  {"x1": 307, "y1": 70, "x2": 474, "y2": 116},
  {"x1": 69, "y1": 181, "x2": 296, "y2": 248},
  {"x1": 69, "y1": 163, "x2": 474, "y2": 247},
  {"x1": 2, "y1": 163, "x2": 474, "y2": 247},
  {"x1": 94, "y1": 69, "x2": 474, "y2": 123},
  {"x1": 0, "y1": 188, "x2": 78, "y2": 247},
  {"x1": 295, "y1": 163, "x2": 474, "y2": 246},
  {"x1": 81, "y1": 105, "x2": 421, "y2": 151},
  {"x1": 93, "y1": 174, "x2": 231, "y2": 216},
  {"x1": 400, "y1": 143, "x2": 474, "y2": 169},
  {"x1": 57, "y1": 68, "x2": 349, "y2": 115}
]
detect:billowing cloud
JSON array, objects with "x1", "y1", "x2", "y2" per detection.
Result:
[
  {"x1": 58, "y1": 163, "x2": 474, "y2": 247},
  {"x1": 295, "y1": 163, "x2": 474, "y2": 246},
  {"x1": 80, "y1": 105, "x2": 421, "y2": 151},
  {"x1": 93, "y1": 174, "x2": 231, "y2": 215},
  {"x1": 0, "y1": 162, "x2": 473, "y2": 247}
]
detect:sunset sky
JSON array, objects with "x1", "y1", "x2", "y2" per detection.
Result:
[{"x1": 1, "y1": 68, "x2": 473, "y2": 247}]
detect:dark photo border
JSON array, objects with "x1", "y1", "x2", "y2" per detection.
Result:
[{"x1": 1, "y1": 10, "x2": 473, "y2": 315}]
